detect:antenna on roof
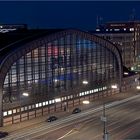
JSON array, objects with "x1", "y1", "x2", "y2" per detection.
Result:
[
  {"x1": 96, "y1": 15, "x2": 103, "y2": 27},
  {"x1": 96, "y1": 15, "x2": 99, "y2": 28},
  {"x1": 129, "y1": 8, "x2": 136, "y2": 21}
]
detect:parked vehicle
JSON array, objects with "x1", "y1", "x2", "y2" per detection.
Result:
[
  {"x1": 47, "y1": 116, "x2": 57, "y2": 122},
  {"x1": 72, "y1": 108, "x2": 81, "y2": 114},
  {"x1": 0, "y1": 131, "x2": 8, "y2": 138}
]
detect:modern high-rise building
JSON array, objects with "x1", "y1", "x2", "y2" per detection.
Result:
[{"x1": 94, "y1": 21, "x2": 140, "y2": 70}]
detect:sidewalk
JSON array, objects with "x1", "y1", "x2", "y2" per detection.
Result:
[{"x1": 0, "y1": 88, "x2": 139, "y2": 133}]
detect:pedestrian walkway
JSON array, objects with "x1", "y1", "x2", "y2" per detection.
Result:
[{"x1": 0, "y1": 88, "x2": 139, "y2": 133}]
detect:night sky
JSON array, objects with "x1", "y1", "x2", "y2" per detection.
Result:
[{"x1": 0, "y1": 1, "x2": 140, "y2": 30}]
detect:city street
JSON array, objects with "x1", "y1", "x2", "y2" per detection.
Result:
[
  {"x1": 32, "y1": 95, "x2": 140, "y2": 140},
  {"x1": 2, "y1": 91, "x2": 140, "y2": 140}
]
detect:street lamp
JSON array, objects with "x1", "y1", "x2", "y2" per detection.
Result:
[
  {"x1": 111, "y1": 84, "x2": 117, "y2": 89},
  {"x1": 101, "y1": 104, "x2": 109, "y2": 140},
  {"x1": 136, "y1": 85, "x2": 140, "y2": 90},
  {"x1": 82, "y1": 80, "x2": 88, "y2": 85},
  {"x1": 22, "y1": 92, "x2": 29, "y2": 97},
  {"x1": 82, "y1": 100, "x2": 90, "y2": 104}
]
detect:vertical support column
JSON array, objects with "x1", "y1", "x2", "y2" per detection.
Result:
[{"x1": 0, "y1": 88, "x2": 3, "y2": 127}]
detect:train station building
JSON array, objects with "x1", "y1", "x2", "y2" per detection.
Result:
[{"x1": 0, "y1": 28, "x2": 138, "y2": 126}]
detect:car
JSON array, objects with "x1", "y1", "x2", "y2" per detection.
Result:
[
  {"x1": 0, "y1": 131, "x2": 8, "y2": 138},
  {"x1": 47, "y1": 116, "x2": 57, "y2": 122},
  {"x1": 72, "y1": 108, "x2": 81, "y2": 114}
]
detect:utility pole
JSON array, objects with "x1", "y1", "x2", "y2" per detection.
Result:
[{"x1": 101, "y1": 103, "x2": 109, "y2": 140}]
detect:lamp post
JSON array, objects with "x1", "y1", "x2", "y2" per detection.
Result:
[
  {"x1": 22, "y1": 92, "x2": 29, "y2": 97},
  {"x1": 136, "y1": 85, "x2": 140, "y2": 90},
  {"x1": 82, "y1": 100, "x2": 90, "y2": 104},
  {"x1": 101, "y1": 103, "x2": 109, "y2": 140},
  {"x1": 82, "y1": 80, "x2": 88, "y2": 85}
]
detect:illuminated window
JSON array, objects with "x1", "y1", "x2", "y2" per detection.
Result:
[
  {"x1": 32, "y1": 105, "x2": 35, "y2": 108},
  {"x1": 96, "y1": 29, "x2": 100, "y2": 31},
  {"x1": 43, "y1": 102, "x2": 46, "y2": 106},
  {"x1": 36, "y1": 103, "x2": 39, "y2": 108},
  {"x1": 46, "y1": 101, "x2": 48, "y2": 105},
  {"x1": 21, "y1": 107, "x2": 24, "y2": 112},
  {"x1": 99, "y1": 88, "x2": 102, "y2": 91},
  {"x1": 8, "y1": 110, "x2": 12, "y2": 115},
  {"x1": 130, "y1": 28, "x2": 134, "y2": 31},
  {"x1": 39, "y1": 103, "x2": 42, "y2": 107},
  {"x1": 13, "y1": 109, "x2": 16, "y2": 113},
  {"x1": 94, "y1": 89, "x2": 98, "y2": 92},
  {"x1": 114, "y1": 29, "x2": 120, "y2": 31},
  {"x1": 28, "y1": 105, "x2": 32, "y2": 109},
  {"x1": 24, "y1": 106, "x2": 27, "y2": 110},
  {"x1": 3, "y1": 112, "x2": 7, "y2": 116},
  {"x1": 17, "y1": 108, "x2": 20, "y2": 113},
  {"x1": 55, "y1": 98, "x2": 61, "y2": 102}
]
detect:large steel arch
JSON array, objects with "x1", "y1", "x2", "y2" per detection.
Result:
[{"x1": 0, "y1": 29, "x2": 122, "y2": 126}]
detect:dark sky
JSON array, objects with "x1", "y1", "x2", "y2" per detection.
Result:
[{"x1": 0, "y1": 1, "x2": 140, "y2": 30}]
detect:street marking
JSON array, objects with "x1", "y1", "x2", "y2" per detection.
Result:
[{"x1": 57, "y1": 129, "x2": 73, "y2": 140}]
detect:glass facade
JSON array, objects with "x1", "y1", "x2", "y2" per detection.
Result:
[{"x1": 3, "y1": 34, "x2": 119, "y2": 105}]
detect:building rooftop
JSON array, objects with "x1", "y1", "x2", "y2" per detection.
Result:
[
  {"x1": 90, "y1": 30, "x2": 132, "y2": 34},
  {"x1": 0, "y1": 28, "x2": 64, "y2": 63}
]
